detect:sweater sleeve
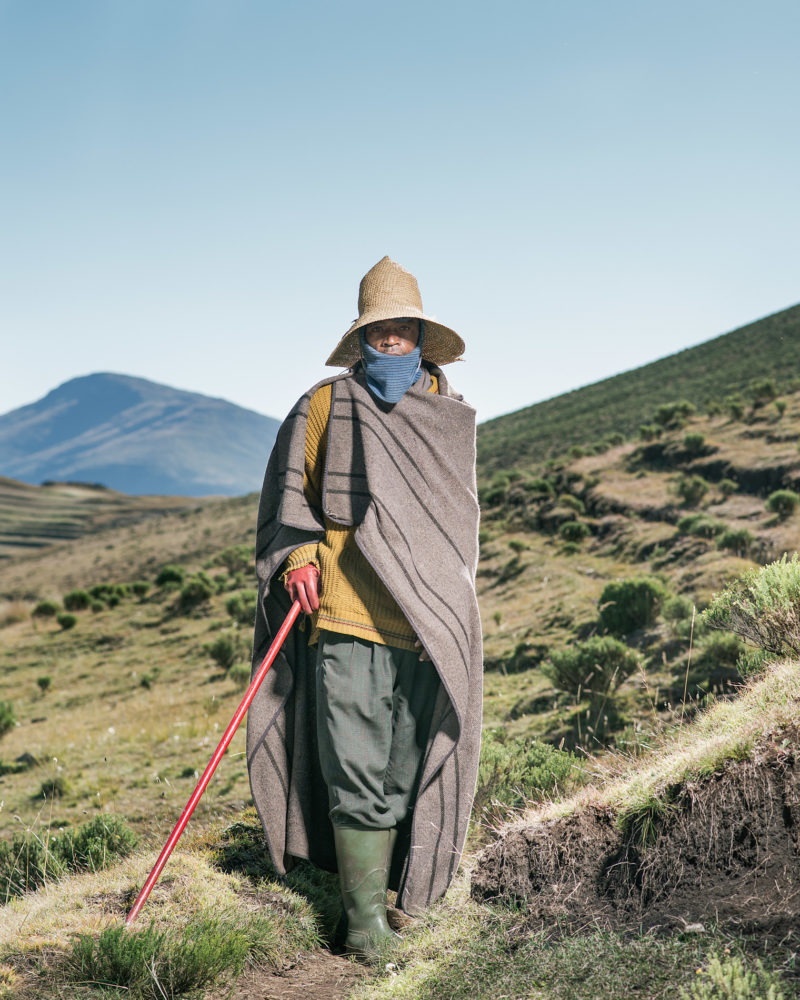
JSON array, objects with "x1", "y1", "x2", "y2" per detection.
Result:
[{"x1": 280, "y1": 384, "x2": 332, "y2": 578}]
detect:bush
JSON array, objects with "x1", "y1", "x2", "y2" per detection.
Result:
[
  {"x1": 37, "y1": 676, "x2": 51, "y2": 694},
  {"x1": 724, "y1": 394, "x2": 745, "y2": 420},
  {"x1": 676, "y1": 513, "x2": 723, "y2": 539},
  {"x1": 766, "y1": 489, "x2": 799, "y2": 519},
  {"x1": 0, "y1": 701, "x2": 16, "y2": 738},
  {"x1": 598, "y1": 577, "x2": 667, "y2": 636},
  {"x1": 210, "y1": 544, "x2": 253, "y2": 576},
  {"x1": 674, "y1": 473, "x2": 708, "y2": 507},
  {"x1": 206, "y1": 634, "x2": 240, "y2": 671},
  {"x1": 229, "y1": 662, "x2": 252, "y2": 690},
  {"x1": 682, "y1": 432, "x2": 706, "y2": 455},
  {"x1": 559, "y1": 520, "x2": 590, "y2": 543},
  {"x1": 225, "y1": 591, "x2": 258, "y2": 626},
  {"x1": 543, "y1": 636, "x2": 641, "y2": 700},
  {"x1": 54, "y1": 814, "x2": 137, "y2": 872},
  {"x1": 177, "y1": 573, "x2": 214, "y2": 614},
  {"x1": 747, "y1": 376, "x2": 778, "y2": 408},
  {"x1": 32, "y1": 599, "x2": 60, "y2": 618},
  {"x1": 718, "y1": 478, "x2": 738, "y2": 497},
  {"x1": 680, "y1": 951, "x2": 789, "y2": 1000},
  {"x1": 473, "y1": 730, "x2": 578, "y2": 828},
  {"x1": 56, "y1": 613, "x2": 77, "y2": 630},
  {"x1": 736, "y1": 648, "x2": 776, "y2": 680},
  {"x1": 39, "y1": 775, "x2": 69, "y2": 799},
  {"x1": 62, "y1": 913, "x2": 279, "y2": 999},
  {"x1": 558, "y1": 494, "x2": 585, "y2": 514},
  {"x1": 716, "y1": 527, "x2": 753, "y2": 556},
  {"x1": 131, "y1": 581, "x2": 150, "y2": 598},
  {"x1": 703, "y1": 553, "x2": 800, "y2": 657},
  {"x1": 653, "y1": 400, "x2": 695, "y2": 429},
  {"x1": 638, "y1": 423, "x2": 662, "y2": 441},
  {"x1": 662, "y1": 594, "x2": 693, "y2": 623},
  {"x1": 155, "y1": 564, "x2": 186, "y2": 587},
  {"x1": 63, "y1": 589, "x2": 90, "y2": 611},
  {"x1": 0, "y1": 830, "x2": 66, "y2": 899}
]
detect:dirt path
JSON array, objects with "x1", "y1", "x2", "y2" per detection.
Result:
[{"x1": 230, "y1": 949, "x2": 371, "y2": 1000}]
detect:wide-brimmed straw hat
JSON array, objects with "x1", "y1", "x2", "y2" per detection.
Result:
[{"x1": 326, "y1": 256, "x2": 465, "y2": 367}]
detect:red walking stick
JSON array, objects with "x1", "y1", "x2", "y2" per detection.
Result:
[{"x1": 125, "y1": 599, "x2": 301, "y2": 926}]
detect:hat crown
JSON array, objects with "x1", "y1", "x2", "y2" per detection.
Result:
[{"x1": 357, "y1": 256, "x2": 424, "y2": 317}]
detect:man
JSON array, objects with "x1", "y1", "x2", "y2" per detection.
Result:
[{"x1": 246, "y1": 256, "x2": 483, "y2": 958}]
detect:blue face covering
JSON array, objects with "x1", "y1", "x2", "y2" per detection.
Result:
[{"x1": 359, "y1": 325, "x2": 424, "y2": 403}]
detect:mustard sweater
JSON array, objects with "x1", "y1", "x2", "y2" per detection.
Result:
[{"x1": 283, "y1": 377, "x2": 438, "y2": 650}]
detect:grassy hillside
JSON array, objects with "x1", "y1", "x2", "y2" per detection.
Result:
[
  {"x1": 2, "y1": 323, "x2": 800, "y2": 997},
  {"x1": 0, "y1": 478, "x2": 206, "y2": 560},
  {"x1": 477, "y1": 301, "x2": 800, "y2": 474}
]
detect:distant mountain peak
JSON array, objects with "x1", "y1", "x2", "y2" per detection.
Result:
[{"x1": 0, "y1": 373, "x2": 280, "y2": 497}]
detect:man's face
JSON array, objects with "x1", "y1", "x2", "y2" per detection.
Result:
[{"x1": 363, "y1": 318, "x2": 420, "y2": 356}]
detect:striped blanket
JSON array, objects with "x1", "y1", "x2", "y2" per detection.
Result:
[{"x1": 246, "y1": 363, "x2": 483, "y2": 913}]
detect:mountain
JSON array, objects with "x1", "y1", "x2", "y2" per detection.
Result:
[
  {"x1": 477, "y1": 302, "x2": 800, "y2": 475},
  {"x1": 0, "y1": 373, "x2": 281, "y2": 496}
]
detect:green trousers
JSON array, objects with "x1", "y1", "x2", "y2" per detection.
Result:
[{"x1": 315, "y1": 630, "x2": 440, "y2": 829}]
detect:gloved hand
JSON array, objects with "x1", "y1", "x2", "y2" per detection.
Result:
[{"x1": 284, "y1": 564, "x2": 321, "y2": 615}]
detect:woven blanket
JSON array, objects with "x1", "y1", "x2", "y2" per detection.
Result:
[{"x1": 246, "y1": 363, "x2": 483, "y2": 913}]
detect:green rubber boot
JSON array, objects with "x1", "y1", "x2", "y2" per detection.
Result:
[{"x1": 334, "y1": 826, "x2": 399, "y2": 959}]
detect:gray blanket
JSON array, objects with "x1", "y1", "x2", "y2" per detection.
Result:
[{"x1": 246, "y1": 363, "x2": 483, "y2": 913}]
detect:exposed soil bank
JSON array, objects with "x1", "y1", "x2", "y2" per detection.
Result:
[{"x1": 472, "y1": 730, "x2": 800, "y2": 934}]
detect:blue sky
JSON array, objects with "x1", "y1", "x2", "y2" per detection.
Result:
[{"x1": 2, "y1": 0, "x2": 798, "y2": 425}]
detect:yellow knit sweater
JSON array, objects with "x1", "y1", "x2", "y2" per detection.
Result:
[{"x1": 283, "y1": 377, "x2": 438, "y2": 650}]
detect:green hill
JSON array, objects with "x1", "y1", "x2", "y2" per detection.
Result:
[{"x1": 477, "y1": 301, "x2": 800, "y2": 475}]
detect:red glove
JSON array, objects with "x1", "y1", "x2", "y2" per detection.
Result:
[{"x1": 284, "y1": 564, "x2": 321, "y2": 615}]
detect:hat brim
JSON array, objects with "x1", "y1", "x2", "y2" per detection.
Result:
[{"x1": 326, "y1": 309, "x2": 465, "y2": 367}]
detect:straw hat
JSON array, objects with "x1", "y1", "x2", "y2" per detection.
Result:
[{"x1": 326, "y1": 256, "x2": 465, "y2": 367}]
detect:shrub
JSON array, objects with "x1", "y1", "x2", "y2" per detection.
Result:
[
  {"x1": 473, "y1": 730, "x2": 578, "y2": 827},
  {"x1": 210, "y1": 544, "x2": 253, "y2": 576},
  {"x1": 703, "y1": 553, "x2": 800, "y2": 657},
  {"x1": 155, "y1": 564, "x2": 186, "y2": 587},
  {"x1": 662, "y1": 594, "x2": 693, "y2": 623},
  {"x1": 638, "y1": 423, "x2": 662, "y2": 441},
  {"x1": 775, "y1": 399, "x2": 787, "y2": 418},
  {"x1": 0, "y1": 830, "x2": 66, "y2": 899},
  {"x1": 0, "y1": 701, "x2": 16, "y2": 738},
  {"x1": 682, "y1": 432, "x2": 706, "y2": 455},
  {"x1": 37, "y1": 676, "x2": 51, "y2": 694},
  {"x1": 747, "y1": 376, "x2": 778, "y2": 408},
  {"x1": 177, "y1": 573, "x2": 214, "y2": 614},
  {"x1": 559, "y1": 520, "x2": 590, "y2": 543},
  {"x1": 131, "y1": 581, "x2": 150, "y2": 598},
  {"x1": 32, "y1": 599, "x2": 60, "y2": 618},
  {"x1": 653, "y1": 400, "x2": 695, "y2": 429},
  {"x1": 716, "y1": 527, "x2": 753, "y2": 556},
  {"x1": 718, "y1": 477, "x2": 738, "y2": 497},
  {"x1": 39, "y1": 775, "x2": 69, "y2": 799},
  {"x1": 598, "y1": 577, "x2": 667, "y2": 636},
  {"x1": 62, "y1": 913, "x2": 279, "y2": 999},
  {"x1": 676, "y1": 513, "x2": 723, "y2": 539},
  {"x1": 522, "y1": 477, "x2": 554, "y2": 496},
  {"x1": 225, "y1": 590, "x2": 258, "y2": 626},
  {"x1": 54, "y1": 814, "x2": 137, "y2": 872},
  {"x1": 56, "y1": 613, "x2": 77, "y2": 630},
  {"x1": 724, "y1": 394, "x2": 745, "y2": 420},
  {"x1": 558, "y1": 494, "x2": 585, "y2": 514},
  {"x1": 766, "y1": 488, "x2": 799, "y2": 519},
  {"x1": 674, "y1": 473, "x2": 708, "y2": 507},
  {"x1": 229, "y1": 663, "x2": 252, "y2": 690},
  {"x1": 736, "y1": 648, "x2": 776, "y2": 679},
  {"x1": 206, "y1": 634, "x2": 240, "y2": 671},
  {"x1": 63, "y1": 590, "x2": 90, "y2": 611},
  {"x1": 679, "y1": 951, "x2": 788, "y2": 1000},
  {"x1": 543, "y1": 636, "x2": 641, "y2": 699},
  {"x1": 90, "y1": 600, "x2": 105, "y2": 612}
]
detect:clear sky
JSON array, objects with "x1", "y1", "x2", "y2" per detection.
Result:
[{"x1": 1, "y1": 0, "x2": 798, "y2": 426}]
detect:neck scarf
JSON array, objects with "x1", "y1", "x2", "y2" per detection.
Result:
[{"x1": 358, "y1": 326, "x2": 424, "y2": 403}]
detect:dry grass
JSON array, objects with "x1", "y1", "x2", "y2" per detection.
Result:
[{"x1": 511, "y1": 657, "x2": 800, "y2": 830}]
